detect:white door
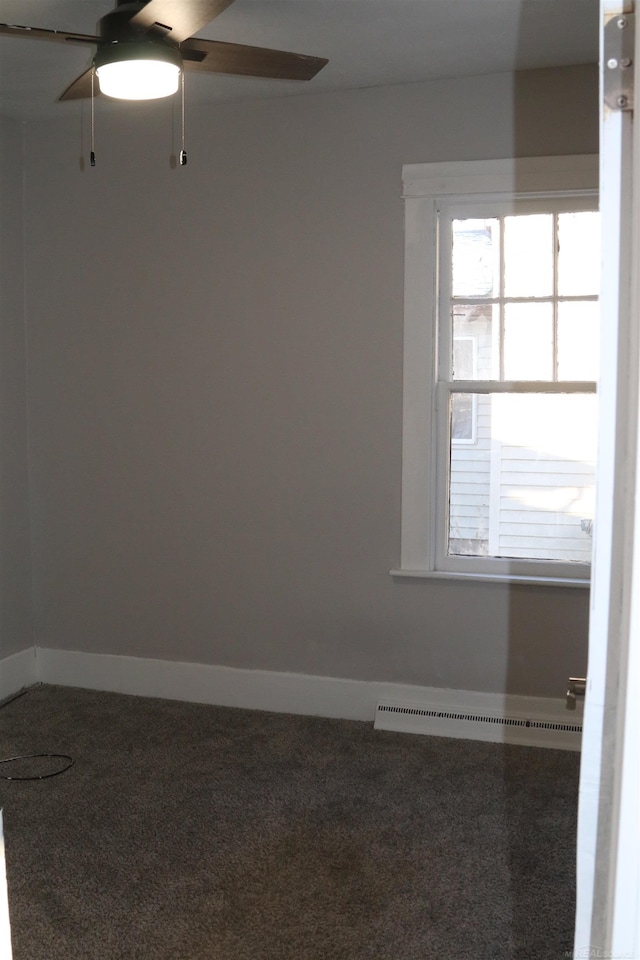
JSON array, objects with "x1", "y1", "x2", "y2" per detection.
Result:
[{"x1": 574, "y1": 2, "x2": 640, "y2": 955}]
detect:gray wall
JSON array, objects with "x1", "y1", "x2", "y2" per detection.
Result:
[
  {"x1": 20, "y1": 65, "x2": 597, "y2": 697},
  {"x1": 0, "y1": 117, "x2": 34, "y2": 658}
]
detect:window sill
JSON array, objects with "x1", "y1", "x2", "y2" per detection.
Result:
[{"x1": 390, "y1": 568, "x2": 590, "y2": 588}]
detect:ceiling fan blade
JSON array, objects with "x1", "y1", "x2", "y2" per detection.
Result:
[
  {"x1": 0, "y1": 22, "x2": 98, "y2": 46},
  {"x1": 130, "y1": 0, "x2": 235, "y2": 43},
  {"x1": 181, "y1": 37, "x2": 328, "y2": 81},
  {"x1": 58, "y1": 68, "x2": 96, "y2": 102}
]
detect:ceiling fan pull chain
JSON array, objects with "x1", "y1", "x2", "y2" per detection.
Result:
[
  {"x1": 90, "y1": 68, "x2": 96, "y2": 167},
  {"x1": 179, "y1": 69, "x2": 187, "y2": 166}
]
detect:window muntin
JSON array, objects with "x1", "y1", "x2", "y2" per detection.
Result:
[{"x1": 438, "y1": 197, "x2": 599, "y2": 576}]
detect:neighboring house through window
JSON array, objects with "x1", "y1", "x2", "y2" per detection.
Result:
[{"x1": 395, "y1": 156, "x2": 599, "y2": 585}]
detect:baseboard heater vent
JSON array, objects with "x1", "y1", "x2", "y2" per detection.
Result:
[{"x1": 374, "y1": 700, "x2": 582, "y2": 751}]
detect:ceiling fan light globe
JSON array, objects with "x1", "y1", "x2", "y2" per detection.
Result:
[
  {"x1": 94, "y1": 40, "x2": 183, "y2": 101},
  {"x1": 96, "y1": 59, "x2": 180, "y2": 100}
]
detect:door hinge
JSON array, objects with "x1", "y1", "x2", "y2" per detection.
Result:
[{"x1": 604, "y1": 13, "x2": 635, "y2": 111}]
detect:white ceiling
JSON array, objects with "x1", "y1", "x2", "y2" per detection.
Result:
[{"x1": 0, "y1": 0, "x2": 599, "y2": 121}]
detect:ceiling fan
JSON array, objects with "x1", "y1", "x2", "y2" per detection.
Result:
[{"x1": 0, "y1": 0, "x2": 329, "y2": 102}]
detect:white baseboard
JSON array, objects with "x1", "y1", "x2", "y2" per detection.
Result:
[
  {"x1": 34, "y1": 647, "x2": 404, "y2": 721},
  {"x1": 28, "y1": 647, "x2": 580, "y2": 749},
  {"x1": 0, "y1": 647, "x2": 37, "y2": 702}
]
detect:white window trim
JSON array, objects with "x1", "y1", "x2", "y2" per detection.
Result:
[{"x1": 393, "y1": 155, "x2": 599, "y2": 587}]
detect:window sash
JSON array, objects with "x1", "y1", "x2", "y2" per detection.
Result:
[
  {"x1": 437, "y1": 198, "x2": 599, "y2": 387},
  {"x1": 435, "y1": 385, "x2": 597, "y2": 578}
]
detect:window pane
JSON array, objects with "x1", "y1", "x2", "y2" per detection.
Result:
[
  {"x1": 453, "y1": 337, "x2": 475, "y2": 379},
  {"x1": 452, "y1": 393, "x2": 476, "y2": 443},
  {"x1": 504, "y1": 303, "x2": 554, "y2": 380},
  {"x1": 448, "y1": 393, "x2": 596, "y2": 562},
  {"x1": 558, "y1": 211, "x2": 600, "y2": 296},
  {"x1": 558, "y1": 301, "x2": 600, "y2": 381},
  {"x1": 452, "y1": 219, "x2": 499, "y2": 297},
  {"x1": 452, "y1": 304, "x2": 497, "y2": 379},
  {"x1": 504, "y1": 214, "x2": 553, "y2": 298}
]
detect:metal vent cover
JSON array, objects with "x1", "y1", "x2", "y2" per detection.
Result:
[{"x1": 374, "y1": 699, "x2": 582, "y2": 751}]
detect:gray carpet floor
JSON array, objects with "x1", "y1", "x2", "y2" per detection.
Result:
[{"x1": 0, "y1": 684, "x2": 579, "y2": 960}]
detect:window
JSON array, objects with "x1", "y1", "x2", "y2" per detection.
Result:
[{"x1": 395, "y1": 156, "x2": 599, "y2": 585}]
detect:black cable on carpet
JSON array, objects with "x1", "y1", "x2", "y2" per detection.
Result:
[
  {"x1": 0, "y1": 755, "x2": 74, "y2": 781},
  {"x1": 0, "y1": 685, "x2": 74, "y2": 780}
]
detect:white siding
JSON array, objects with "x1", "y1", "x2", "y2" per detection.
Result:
[{"x1": 496, "y1": 443, "x2": 594, "y2": 561}]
